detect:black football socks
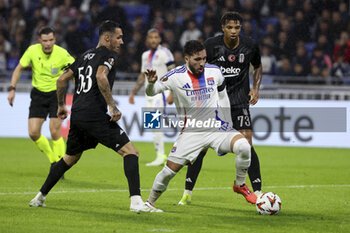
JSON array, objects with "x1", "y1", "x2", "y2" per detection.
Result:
[
  {"x1": 123, "y1": 154, "x2": 141, "y2": 196},
  {"x1": 248, "y1": 147, "x2": 262, "y2": 192},
  {"x1": 40, "y1": 158, "x2": 71, "y2": 195},
  {"x1": 185, "y1": 150, "x2": 206, "y2": 191}
]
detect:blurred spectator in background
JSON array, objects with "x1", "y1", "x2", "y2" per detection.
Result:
[
  {"x1": 149, "y1": 8, "x2": 164, "y2": 33},
  {"x1": 293, "y1": 10, "x2": 310, "y2": 42},
  {"x1": 132, "y1": 15, "x2": 146, "y2": 35},
  {"x1": 276, "y1": 57, "x2": 293, "y2": 80},
  {"x1": 201, "y1": 23, "x2": 214, "y2": 41},
  {"x1": 163, "y1": 29, "x2": 181, "y2": 52},
  {"x1": 314, "y1": 19, "x2": 332, "y2": 42},
  {"x1": 163, "y1": 11, "x2": 181, "y2": 36},
  {"x1": 311, "y1": 46, "x2": 332, "y2": 71},
  {"x1": 302, "y1": 1, "x2": 317, "y2": 29},
  {"x1": 330, "y1": 11, "x2": 345, "y2": 41},
  {"x1": 331, "y1": 52, "x2": 350, "y2": 85},
  {"x1": 41, "y1": 0, "x2": 59, "y2": 26},
  {"x1": 316, "y1": 34, "x2": 333, "y2": 56},
  {"x1": 0, "y1": 0, "x2": 8, "y2": 19},
  {"x1": 0, "y1": 33, "x2": 11, "y2": 54},
  {"x1": 293, "y1": 63, "x2": 307, "y2": 80},
  {"x1": 275, "y1": 31, "x2": 294, "y2": 58},
  {"x1": 97, "y1": 0, "x2": 128, "y2": 35},
  {"x1": 180, "y1": 19, "x2": 202, "y2": 47},
  {"x1": 0, "y1": 0, "x2": 348, "y2": 83},
  {"x1": 292, "y1": 46, "x2": 310, "y2": 76},
  {"x1": 242, "y1": 20, "x2": 257, "y2": 40},
  {"x1": 64, "y1": 20, "x2": 85, "y2": 57},
  {"x1": 261, "y1": 44, "x2": 276, "y2": 75},
  {"x1": 333, "y1": 31, "x2": 350, "y2": 64},
  {"x1": 7, "y1": 7, "x2": 26, "y2": 39},
  {"x1": 30, "y1": 17, "x2": 48, "y2": 45},
  {"x1": 6, "y1": 49, "x2": 19, "y2": 70},
  {"x1": 0, "y1": 43, "x2": 6, "y2": 75},
  {"x1": 88, "y1": 0, "x2": 100, "y2": 29},
  {"x1": 173, "y1": 50, "x2": 184, "y2": 67},
  {"x1": 179, "y1": 8, "x2": 194, "y2": 33},
  {"x1": 201, "y1": 8, "x2": 220, "y2": 33},
  {"x1": 13, "y1": 30, "x2": 26, "y2": 56}
]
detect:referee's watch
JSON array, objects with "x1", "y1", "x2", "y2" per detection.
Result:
[{"x1": 7, "y1": 86, "x2": 16, "y2": 91}]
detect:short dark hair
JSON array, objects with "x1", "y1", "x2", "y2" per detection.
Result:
[
  {"x1": 38, "y1": 27, "x2": 55, "y2": 36},
  {"x1": 183, "y1": 40, "x2": 205, "y2": 57},
  {"x1": 98, "y1": 20, "x2": 121, "y2": 37},
  {"x1": 220, "y1": 11, "x2": 243, "y2": 25}
]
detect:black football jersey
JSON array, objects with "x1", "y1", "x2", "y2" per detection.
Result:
[
  {"x1": 204, "y1": 35, "x2": 261, "y2": 108},
  {"x1": 69, "y1": 46, "x2": 118, "y2": 121}
]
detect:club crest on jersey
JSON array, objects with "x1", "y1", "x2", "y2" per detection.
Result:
[
  {"x1": 171, "y1": 146, "x2": 177, "y2": 153},
  {"x1": 228, "y1": 54, "x2": 235, "y2": 62},
  {"x1": 160, "y1": 76, "x2": 168, "y2": 82},
  {"x1": 207, "y1": 77, "x2": 214, "y2": 85},
  {"x1": 239, "y1": 53, "x2": 245, "y2": 63}
]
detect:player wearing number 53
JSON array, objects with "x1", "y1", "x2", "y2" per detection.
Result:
[
  {"x1": 7, "y1": 27, "x2": 74, "y2": 169},
  {"x1": 29, "y1": 20, "x2": 156, "y2": 213}
]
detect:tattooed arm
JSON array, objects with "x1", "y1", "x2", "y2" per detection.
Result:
[
  {"x1": 96, "y1": 65, "x2": 121, "y2": 122},
  {"x1": 56, "y1": 69, "x2": 74, "y2": 119},
  {"x1": 128, "y1": 72, "x2": 145, "y2": 104}
]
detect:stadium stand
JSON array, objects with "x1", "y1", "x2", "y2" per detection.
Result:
[{"x1": 0, "y1": 0, "x2": 349, "y2": 100}]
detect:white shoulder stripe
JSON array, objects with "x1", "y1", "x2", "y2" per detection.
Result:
[{"x1": 104, "y1": 61, "x2": 112, "y2": 70}]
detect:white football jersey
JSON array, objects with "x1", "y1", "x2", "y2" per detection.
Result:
[
  {"x1": 153, "y1": 64, "x2": 228, "y2": 132},
  {"x1": 141, "y1": 45, "x2": 174, "y2": 88}
]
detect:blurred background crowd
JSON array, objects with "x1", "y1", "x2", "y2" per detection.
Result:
[{"x1": 0, "y1": 0, "x2": 349, "y2": 85}]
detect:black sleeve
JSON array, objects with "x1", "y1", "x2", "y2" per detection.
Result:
[
  {"x1": 69, "y1": 59, "x2": 79, "y2": 76},
  {"x1": 217, "y1": 78, "x2": 226, "y2": 92},
  {"x1": 204, "y1": 39, "x2": 214, "y2": 63},
  {"x1": 251, "y1": 42, "x2": 261, "y2": 68},
  {"x1": 99, "y1": 50, "x2": 116, "y2": 71}
]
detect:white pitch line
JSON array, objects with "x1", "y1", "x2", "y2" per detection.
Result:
[{"x1": 0, "y1": 184, "x2": 350, "y2": 196}]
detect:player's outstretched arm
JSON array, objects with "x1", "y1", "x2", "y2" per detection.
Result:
[
  {"x1": 129, "y1": 72, "x2": 145, "y2": 104},
  {"x1": 96, "y1": 65, "x2": 121, "y2": 122},
  {"x1": 249, "y1": 64, "x2": 262, "y2": 106},
  {"x1": 145, "y1": 69, "x2": 161, "y2": 96},
  {"x1": 57, "y1": 69, "x2": 74, "y2": 120},
  {"x1": 7, "y1": 63, "x2": 24, "y2": 106}
]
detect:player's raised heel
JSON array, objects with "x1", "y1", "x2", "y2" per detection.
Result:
[
  {"x1": 233, "y1": 182, "x2": 257, "y2": 204},
  {"x1": 29, "y1": 192, "x2": 46, "y2": 207},
  {"x1": 146, "y1": 154, "x2": 167, "y2": 167},
  {"x1": 178, "y1": 193, "x2": 192, "y2": 205}
]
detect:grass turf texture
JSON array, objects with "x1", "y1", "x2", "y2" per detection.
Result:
[{"x1": 0, "y1": 138, "x2": 349, "y2": 233}]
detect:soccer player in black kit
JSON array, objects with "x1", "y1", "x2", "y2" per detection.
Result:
[
  {"x1": 179, "y1": 12, "x2": 263, "y2": 205},
  {"x1": 29, "y1": 21, "x2": 157, "y2": 213}
]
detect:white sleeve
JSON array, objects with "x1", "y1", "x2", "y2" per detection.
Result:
[
  {"x1": 140, "y1": 52, "x2": 147, "y2": 73},
  {"x1": 146, "y1": 75, "x2": 172, "y2": 96}
]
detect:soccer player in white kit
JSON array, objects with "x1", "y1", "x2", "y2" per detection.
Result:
[
  {"x1": 129, "y1": 28, "x2": 175, "y2": 166},
  {"x1": 143, "y1": 40, "x2": 255, "y2": 212}
]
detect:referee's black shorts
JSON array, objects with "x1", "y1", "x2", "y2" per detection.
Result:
[
  {"x1": 29, "y1": 87, "x2": 58, "y2": 119},
  {"x1": 66, "y1": 116, "x2": 130, "y2": 155}
]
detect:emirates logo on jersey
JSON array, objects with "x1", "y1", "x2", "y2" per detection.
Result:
[{"x1": 228, "y1": 54, "x2": 235, "y2": 62}]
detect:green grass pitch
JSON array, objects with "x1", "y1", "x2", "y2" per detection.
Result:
[{"x1": 0, "y1": 138, "x2": 349, "y2": 233}]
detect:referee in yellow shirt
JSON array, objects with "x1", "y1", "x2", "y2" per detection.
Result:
[{"x1": 7, "y1": 27, "x2": 75, "y2": 168}]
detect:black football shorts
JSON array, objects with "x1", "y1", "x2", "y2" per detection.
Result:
[
  {"x1": 66, "y1": 117, "x2": 130, "y2": 155},
  {"x1": 231, "y1": 107, "x2": 252, "y2": 131},
  {"x1": 29, "y1": 87, "x2": 58, "y2": 119}
]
